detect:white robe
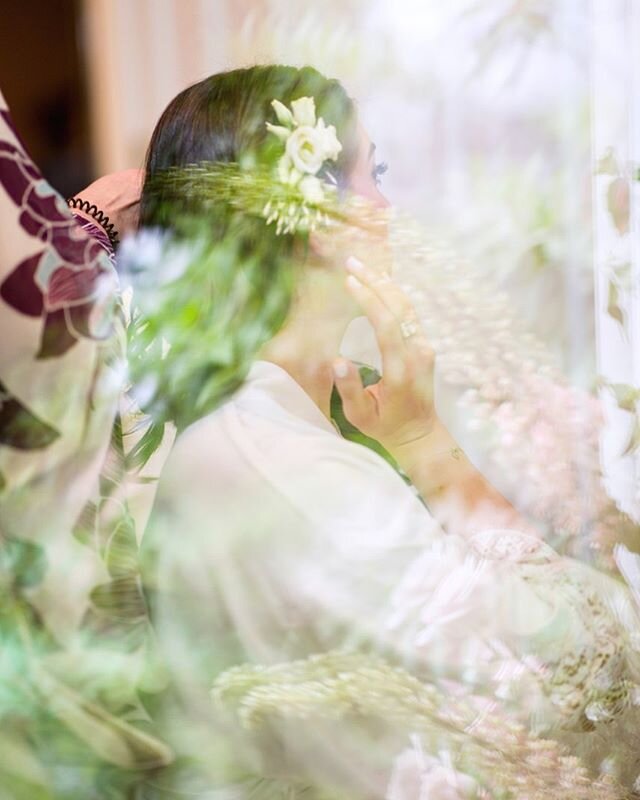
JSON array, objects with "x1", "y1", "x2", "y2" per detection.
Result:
[{"x1": 147, "y1": 360, "x2": 640, "y2": 797}]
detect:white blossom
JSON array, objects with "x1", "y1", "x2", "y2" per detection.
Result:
[
  {"x1": 271, "y1": 99, "x2": 294, "y2": 127},
  {"x1": 299, "y1": 175, "x2": 325, "y2": 204},
  {"x1": 265, "y1": 122, "x2": 290, "y2": 142},
  {"x1": 317, "y1": 117, "x2": 342, "y2": 161},
  {"x1": 291, "y1": 96, "x2": 317, "y2": 127},
  {"x1": 264, "y1": 96, "x2": 344, "y2": 235},
  {"x1": 286, "y1": 126, "x2": 327, "y2": 175},
  {"x1": 277, "y1": 155, "x2": 302, "y2": 186}
]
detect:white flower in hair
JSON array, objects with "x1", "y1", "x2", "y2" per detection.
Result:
[
  {"x1": 263, "y1": 95, "x2": 343, "y2": 234},
  {"x1": 316, "y1": 117, "x2": 342, "y2": 161},
  {"x1": 286, "y1": 126, "x2": 327, "y2": 175},
  {"x1": 299, "y1": 175, "x2": 325, "y2": 204},
  {"x1": 290, "y1": 96, "x2": 316, "y2": 127},
  {"x1": 270, "y1": 99, "x2": 294, "y2": 127}
]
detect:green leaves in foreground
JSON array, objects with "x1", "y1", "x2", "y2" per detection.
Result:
[{"x1": 120, "y1": 214, "x2": 296, "y2": 436}]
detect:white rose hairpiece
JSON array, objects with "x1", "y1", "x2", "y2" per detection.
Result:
[{"x1": 263, "y1": 96, "x2": 343, "y2": 235}]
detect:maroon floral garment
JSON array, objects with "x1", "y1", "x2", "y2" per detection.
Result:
[
  {"x1": 0, "y1": 109, "x2": 120, "y2": 452},
  {"x1": 0, "y1": 109, "x2": 117, "y2": 361}
]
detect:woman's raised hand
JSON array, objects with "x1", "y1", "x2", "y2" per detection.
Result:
[
  {"x1": 71, "y1": 169, "x2": 143, "y2": 237},
  {"x1": 333, "y1": 257, "x2": 437, "y2": 454}
]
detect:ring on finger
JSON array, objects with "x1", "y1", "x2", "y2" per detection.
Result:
[{"x1": 400, "y1": 319, "x2": 419, "y2": 340}]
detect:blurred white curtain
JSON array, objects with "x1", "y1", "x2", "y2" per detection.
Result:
[
  {"x1": 591, "y1": 0, "x2": 640, "y2": 521},
  {"x1": 80, "y1": 0, "x2": 236, "y2": 173}
]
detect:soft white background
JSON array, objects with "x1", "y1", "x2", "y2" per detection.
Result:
[{"x1": 80, "y1": 0, "x2": 639, "y2": 517}]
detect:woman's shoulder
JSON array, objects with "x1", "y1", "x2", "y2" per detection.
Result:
[
  {"x1": 160, "y1": 403, "x2": 248, "y2": 492},
  {"x1": 157, "y1": 370, "x2": 436, "y2": 548}
]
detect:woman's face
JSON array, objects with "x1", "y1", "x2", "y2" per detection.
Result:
[
  {"x1": 346, "y1": 124, "x2": 390, "y2": 209},
  {"x1": 303, "y1": 121, "x2": 391, "y2": 320},
  {"x1": 330, "y1": 123, "x2": 392, "y2": 285}
]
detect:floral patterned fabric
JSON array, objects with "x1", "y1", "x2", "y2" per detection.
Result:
[
  {"x1": 0, "y1": 111, "x2": 117, "y2": 360},
  {"x1": 0, "y1": 90, "x2": 171, "y2": 798},
  {"x1": 0, "y1": 91, "x2": 121, "y2": 621}
]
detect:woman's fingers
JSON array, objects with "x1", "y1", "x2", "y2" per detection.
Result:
[
  {"x1": 345, "y1": 257, "x2": 433, "y2": 388},
  {"x1": 409, "y1": 335, "x2": 435, "y2": 403},
  {"x1": 346, "y1": 257, "x2": 429, "y2": 354},
  {"x1": 345, "y1": 274, "x2": 407, "y2": 384},
  {"x1": 346, "y1": 257, "x2": 417, "y2": 324},
  {"x1": 332, "y1": 358, "x2": 376, "y2": 428},
  {"x1": 338, "y1": 257, "x2": 437, "y2": 444}
]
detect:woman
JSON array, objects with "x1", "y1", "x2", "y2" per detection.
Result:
[{"x1": 137, "y1": 66, "x2": 639, "y2": 798}]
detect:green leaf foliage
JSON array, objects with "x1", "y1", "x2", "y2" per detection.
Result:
[
  {"x1": 0, "y1": 536, "x2": 48, "y2": 591},
  {"x1": 123, "y1": 217, "x2": 295, "y2": 435},
  {"x1": 596, "y1": 147, "x2": 619, "y2": 176},
  {"x1": 622, "y1": 418, "x2": 640, "y2": 457},
  {"x1": 606, "y1": 383, "x2": 640, "y2": 413},
  {"x1": 607, "y1": 176, "x2": 630, "y2": 235},
  {"x1": 0, "y1": 381, "x2": 60, "y2": 450},
  {"x1": 607, "y1": 279, "x2": 626, "y2": 328}
]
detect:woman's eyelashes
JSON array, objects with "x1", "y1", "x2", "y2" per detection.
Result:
[{"x1": 371, "y1": 161, "x2": 388, "y2": 186}]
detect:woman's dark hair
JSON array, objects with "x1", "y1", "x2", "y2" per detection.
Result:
[
  {"x1": 139, "y1": 64, "x2": 358, "y2": 228},
  {"x1": 129, "y1": 66, "x2": 359, "y2": 434}
]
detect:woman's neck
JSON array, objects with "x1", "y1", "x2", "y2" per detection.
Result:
[
  {"x1": 258, "y1": 305, "x2": 350, "y2": 419},
  {"x1": 264, "y1": 355, "x2": 336, "y2": 418},
  {"x1": 258, "y1": 264, "x2": 357, "y2": 418}
]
